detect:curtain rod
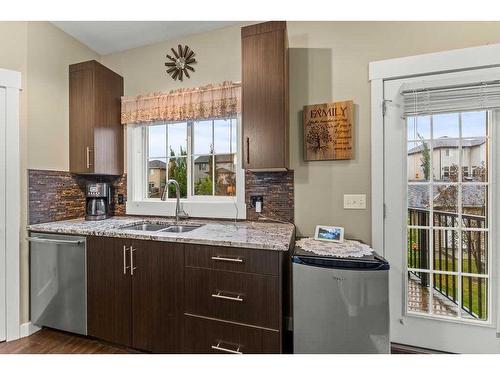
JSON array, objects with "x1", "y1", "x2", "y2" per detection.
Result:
[
  {"x1": 122, "y1": 81, "x2": 241, "y2": 103},
  {"x1": 401, "y1": 80, "x2": 500, "y2": 95}
]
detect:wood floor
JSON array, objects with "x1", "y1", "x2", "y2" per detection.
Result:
[
  {"x1": 0, "y1": 328, "x2": 441, "y2": 354},
  {"x1": 0, "y1": 329, "x2": 136, "y2": 354}
]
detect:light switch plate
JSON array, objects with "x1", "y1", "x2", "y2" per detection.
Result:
[{"x1": 344, "y1": 194, "x2": 366, "y2": 209}]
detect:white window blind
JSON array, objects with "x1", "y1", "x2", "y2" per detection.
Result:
[{"x1": 401, "y1": 79, "x2": 500, "y2": 117}]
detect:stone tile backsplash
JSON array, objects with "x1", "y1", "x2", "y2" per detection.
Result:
[
  {"x1": 28, "y1": 169, "x2": 126, "y2": 225},
  {"x1": 28, "y1": 169, "x2": 294, "y2": 224},
  {"x1": 245, "y1": 170, "x2": 294, "y2": 223}
]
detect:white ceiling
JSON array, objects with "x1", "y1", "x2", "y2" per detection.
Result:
[{"x1": 51, "y1": 21, "x2": 242, "y2": 55}]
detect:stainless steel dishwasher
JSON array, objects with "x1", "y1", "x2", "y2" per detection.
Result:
[{"x1": 29, "y1": 233, "x2": 87, "y2": 335}]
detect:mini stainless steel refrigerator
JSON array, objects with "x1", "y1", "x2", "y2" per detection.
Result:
[{"x1": 292, "y1": 247, "x2": 390, "y2": 354}]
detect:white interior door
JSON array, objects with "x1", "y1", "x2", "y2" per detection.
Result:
[
  {"x1": 384, "y1": 68, "x2": 500, "y2": 353},
  {"x1": 0, "y1": 86, "x2": 6, "y2": 342}
]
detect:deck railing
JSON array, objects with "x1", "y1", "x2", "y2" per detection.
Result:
[{"x1": 408, "y1": 208, "x2": 487, "y2": 319}]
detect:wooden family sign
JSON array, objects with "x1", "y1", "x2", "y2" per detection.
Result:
[{"x1": 303, "y1": 100, "x2": 354, "y2": 161}]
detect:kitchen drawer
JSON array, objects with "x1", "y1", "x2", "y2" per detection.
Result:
[
  {"x1": 184, "y1": 315, "x2": 280, "y2": 354},
  {"x1": 185, "y1": 244, "x2": 280, "y2": 275},
  {"x1": 185, "y1": 267, "x2": 279, "y2": 329}
]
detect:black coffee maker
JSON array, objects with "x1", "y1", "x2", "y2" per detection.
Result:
[{"x1": 85, "y1": 182, "x2": 111, "y2": 221}]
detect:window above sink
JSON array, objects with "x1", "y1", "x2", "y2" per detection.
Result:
[{"x1": 126, "y1": 118, "x2": 246, "y2": 220}]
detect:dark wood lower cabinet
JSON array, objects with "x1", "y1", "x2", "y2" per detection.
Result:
[
  {"x1": 87, "y1": 237, "x2": 184, "y2": 353},
  {"x1": 87, "y1": 237, "x2": 286, "y2": 354},
  {"x1": 184, "y1": 314, "x2": 280, "y2": 354},
  {"x1": 87, "y1": 237, "x2": 132, "y2": 347},
  {"x1": 131, "y1": 240, "x2": 184, "y2": 353}
]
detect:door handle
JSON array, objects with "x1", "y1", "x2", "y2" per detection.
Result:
[
  {"x1": 211, "y1": 342, "x2": 243, "y2": 354},
  {"x1": 211, "y1": 291, "x2": 244, "y2": 302},
  {"x1": 246, "y1": 137, "x2": 250, "y2": 164},
  {"x1": 211, "y1": 256, "x2": 243, "y2": 263},
  {"x1": 130, "y1": 246, "x2": 137, "y2": 275},
  {"x1": 123, "y1": 245, "x2": 130, "y2": 275}
]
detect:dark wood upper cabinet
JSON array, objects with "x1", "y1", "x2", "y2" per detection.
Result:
[
  {"x1": 69, "y1": 60, "x2": 124, "y2": 175},
  {"x1": 241, "y1": 21, "x2": 289, "y2": 171}
]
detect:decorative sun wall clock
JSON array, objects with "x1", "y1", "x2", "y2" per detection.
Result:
[{"x1": 165, "y1": 44, "x2": 196, "y2": 81}]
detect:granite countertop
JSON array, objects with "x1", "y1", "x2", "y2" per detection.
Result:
[{"x1": 28, "y1": 216, "x2": 295, "y2": 252}]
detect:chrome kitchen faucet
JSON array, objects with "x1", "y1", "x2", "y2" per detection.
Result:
[{"x1": 161, "y1": 179, "x2": 189, "y2": 222}]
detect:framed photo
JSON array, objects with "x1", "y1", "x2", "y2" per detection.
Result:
[{"x1": 314, "y1": 225, "x2": 344, "y2": 242}]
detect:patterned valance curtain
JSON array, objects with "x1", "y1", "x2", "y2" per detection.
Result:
[{"x1": 121, "y1": 81, "x2": 241, "y2": 124}]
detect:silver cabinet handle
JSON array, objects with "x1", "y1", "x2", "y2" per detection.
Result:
[
  {"x1": 27, "y1": 237, "x2": 84, "y2": 245},
  {"x1": 123, "y1": 245, "x2": 130, "y2": 275},
  {"x1": 211, "y1": 342, "x2": 243, "y2": 354},
  {"x1": 211, "y1": 256, "x2": 243, "y2": 263},
  {"x1": 211, "y1": 291, "x2": 244, "y2": 302},
  {"x1": 130, "y1": 246, "x2": 137, "y2": 275},
  {"x1": 246, "y1": 137, "x2": 250, "y2": 165},
  {"x1": 86, "y1": 146, "x2": 92, "y2": 169}
]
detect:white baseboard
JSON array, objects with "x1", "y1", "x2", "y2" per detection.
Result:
[{"x1": 20, "y1": 322, "x2": 41, "y2": 338}]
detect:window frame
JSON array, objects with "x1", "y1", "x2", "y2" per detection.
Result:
[{"x1": 126, "y1": 116, "x2": 246, "y2": 219}]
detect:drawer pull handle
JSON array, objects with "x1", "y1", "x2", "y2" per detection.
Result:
[
  {"x1": 211, "y1": 256, "x2": 243, "y2": 263},
  {"x1": 211, "y1": 342, "x2": 243, "y2": 354},
  {"x1": 211, "y1": 291, "x2": 244, "y2": 302}
]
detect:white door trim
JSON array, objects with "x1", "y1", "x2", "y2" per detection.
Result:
[
  {"x1": 369, "y1": 43, "x2": 500, "y2": 343},
  {"x1": 0, "y1": 68, "x2": 21, "y2": 342}
]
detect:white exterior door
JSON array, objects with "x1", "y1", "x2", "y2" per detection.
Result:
[
  {"x1": 0, "y1": 86, "x2": 5, "y2": 342},
  {"x1": 383, "y1": 68, "x2": 500, "y2": 353}
]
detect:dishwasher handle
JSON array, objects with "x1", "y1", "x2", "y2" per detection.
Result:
[{"x1": 27, "y1": 237, "x2": 85, "y2": 245}]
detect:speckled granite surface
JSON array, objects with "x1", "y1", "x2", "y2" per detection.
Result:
[{"x1": 28, "y1": 217, "x2": 295, "y2": 252}]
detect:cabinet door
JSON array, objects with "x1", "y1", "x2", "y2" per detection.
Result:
[
  {"x1": 131, "y1": 240, "x2": 184, "y2": 353},
  {"x1": 242, "y1": 23, "x2": 287, "y2": 170},
  {"x1": 87, "y1": 237, "x2": 132, "y2": 346},
  {"x1": 69, "y1": 67, "x2": 95, "y2": 173},
  {"x1": 93, "y1": 65, "x2": 124, "y2": 175}
]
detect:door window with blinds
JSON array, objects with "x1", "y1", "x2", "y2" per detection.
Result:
[{"x1": 404, "y1": 80, "x2": 494, "y2": 322}]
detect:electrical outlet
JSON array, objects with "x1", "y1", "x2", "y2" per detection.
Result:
[
  {"x1": 343, "y1": 194, "x2": 366, "y2": 209},
  {"x1": 250, "y1": 195, "x2": 263, "y2": 212},
  {"x1": 117, "y1": 194, "x2": 125, "y2": 204}
]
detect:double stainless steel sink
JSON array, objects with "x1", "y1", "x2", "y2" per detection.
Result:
[{"x1": 119, "y1": 222, "x2": 203, "y2": 233}]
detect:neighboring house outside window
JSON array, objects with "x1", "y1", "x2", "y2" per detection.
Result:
[{"x1": 407, "y1": 137, "x2": 487, "y2": 182}]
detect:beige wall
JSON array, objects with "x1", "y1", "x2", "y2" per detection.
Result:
[
  {"x1": 1, "y1": 21, "x2": 99, "y2": 323},
  {"x1": 102, "y1": 21, "x2": 500, "y2": 244}
]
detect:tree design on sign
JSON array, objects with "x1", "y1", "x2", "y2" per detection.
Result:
[
  {"x1": 306, "y1": 123, "x2": 333, "y2": 152},
  {"x1": 165, "y1": 44, "x2": 196, "y2": 81}
]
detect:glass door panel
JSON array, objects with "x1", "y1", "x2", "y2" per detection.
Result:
[{"x1": 406, "y1": 111, "x2": 490, "y2": 322}]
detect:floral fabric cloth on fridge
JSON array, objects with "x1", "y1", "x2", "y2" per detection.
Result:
[{"x1": 295, "y1": 238, "x2": 373, "y2": 258}]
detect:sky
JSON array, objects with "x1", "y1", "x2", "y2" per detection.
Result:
[
  {"x1": 407, "y1": 111, "x2": 487, "y2": 141},
  {"x1": 148, "y1": 119, "x2": 237, "y2": 161}
]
